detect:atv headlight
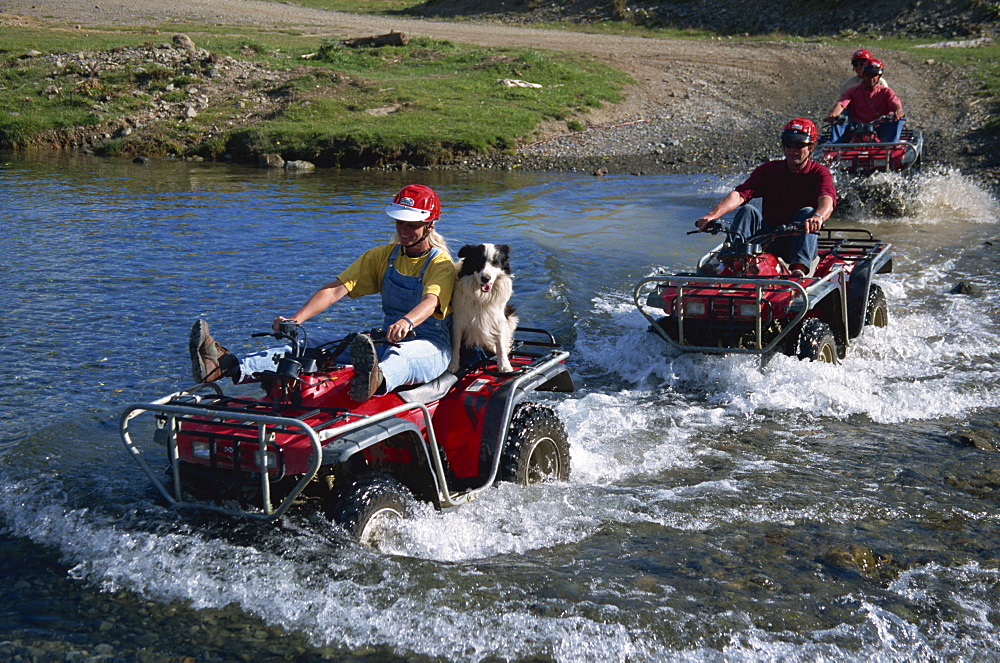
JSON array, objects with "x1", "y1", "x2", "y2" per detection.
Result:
[
  {"x1": 685, "y1": 301, "x2": 706, "y2": 316},
  {"x1": 254, "y1": 450, "x2": 277, "y2": 469},
  {"x1": 192, "y1": 440, "x2": 211, "y2": 460},
  {"x1": 738, "y1": 303, "x2": 759, "y2": 318},
  {"x1": 873, "y1": 158, "x2": 887, "y2": 167}
]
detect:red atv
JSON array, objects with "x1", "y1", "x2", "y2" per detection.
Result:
[
  {"x1": 633, "y1": 221, "x2": 892, "y2": 362},
  {"x1": 817, "y1": 114, "x2": 923, "y2": 174},
  {"x1": 120, "y1": 323, "x2": 574, "y2": 544}
]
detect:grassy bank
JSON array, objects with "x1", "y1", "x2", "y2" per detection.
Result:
[
  {"x1": 2, "y1": 1, "x2": 997, "y2": 168},
  {"x1": 0, "y1": 23, "x2": 628, "y2": 166}
]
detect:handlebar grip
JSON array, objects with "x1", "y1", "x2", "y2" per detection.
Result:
[{"x1": 691, "y1": 221, "x2": 723, "y2": 235}]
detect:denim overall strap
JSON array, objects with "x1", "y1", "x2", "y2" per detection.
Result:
[{"x1": 381, "y1": 245, "x2": 451, "y2": 347}]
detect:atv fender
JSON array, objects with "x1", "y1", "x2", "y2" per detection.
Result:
[
  {"x1": 846, "y1": 254, "x2": 892, "y2": 338},
  {"x1": 479, "y1": 363, "x2": 574, "y2": 475},
  {"x1": 320, "y1": 417, "x2": 425, "y2": 466}
]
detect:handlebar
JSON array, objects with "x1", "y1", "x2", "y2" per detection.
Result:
[
  {"x1": 252, "y1": 319, "x2": 303, "y2": 350},
  {"x1": 690, "y1": 220, "x2": 804, "y2": 243},
  {"x1": 688, "y1": 220, "x2": 724, "y2": 235},
  {"x1": 250, "y1": 322, "x2": 415, "y2": 384}
]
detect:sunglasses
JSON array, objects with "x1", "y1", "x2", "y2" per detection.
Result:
[
  {"x1": 782, "y1": 140, "x2": 813, "y2": 149},
  {"x1": 395, "y1": 220, "x2": 429, "y2": 230}
]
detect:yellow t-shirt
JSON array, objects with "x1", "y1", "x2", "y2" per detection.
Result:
[{"x1": 338, "y1": 243, "x2": 455, "y2": 318}]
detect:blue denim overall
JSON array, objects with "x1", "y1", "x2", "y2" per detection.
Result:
[
  {"x1": 374, "y1": 245, "x2": 451, "y2": 391},
  {"x1": 237, "y1": 244, "x2": 452, "y2": 391}
]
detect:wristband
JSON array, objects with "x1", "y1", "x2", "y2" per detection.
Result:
[{"x1": 402, "y1": 317, "x2": 415, "y2": 330}]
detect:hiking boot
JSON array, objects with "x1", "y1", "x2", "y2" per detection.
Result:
[
  {"x1": 349, "y1": 333, "x2": 383, "y2": 402},
  {"x1": 189, "y1": 319, "x2": 236, "y2": 383}
]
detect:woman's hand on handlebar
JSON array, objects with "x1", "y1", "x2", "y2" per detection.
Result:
[
  {"x1": 385, "y1": 318, "x2": 414, "y2": 344},
  {"x1": 272, "y1": 316, "x2": 297, "y2": 332}
]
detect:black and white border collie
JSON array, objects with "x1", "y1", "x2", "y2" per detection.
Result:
[{"x1": 449, "y1": 243, "x2": 518, "y2": 373}]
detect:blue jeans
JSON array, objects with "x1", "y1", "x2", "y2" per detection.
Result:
[
  {"x1": 830, "y1": 115, "x2": 904, "y2": 143},
  {"x1": 731, "y1": 205, "x2": 818, "y2": 268},
  {"x1": 236, "y1": 331, "x2": 450, "y2": 392}
]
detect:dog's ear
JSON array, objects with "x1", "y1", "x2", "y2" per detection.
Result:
[
  {"x1": 496, "y1": 244, "x2": 512, "y2": 273},
  {"x1": 458, "y1": 244, "x2": 477, "y2": 260}
]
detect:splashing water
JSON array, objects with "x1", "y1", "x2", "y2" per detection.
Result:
[{"x1": 3, "y1": 156, "x2": 1000, "y2": 662}]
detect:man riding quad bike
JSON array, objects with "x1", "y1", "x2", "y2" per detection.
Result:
[{"x1": 634, "y1": 220, "x2": 892, "y2": 362}]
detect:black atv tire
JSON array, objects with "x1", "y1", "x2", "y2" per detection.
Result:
[
  {"x1": 864, "y1": 284, "x2": 888, "y2": 328},
  {"x1": 795, "y1": 318, "x2": 839, "y2": 363},
  {"x1": 500, "y1": 402, "x2": 571, "y2": 485},
  {"x1": 328, "y1": 473, "x2": 412, "y2": 546}
]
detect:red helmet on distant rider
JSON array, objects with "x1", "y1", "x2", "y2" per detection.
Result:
[
  {"x1": 851, "y1": 49, "x2": 873, "y2": 67},
  {"x1": 385, "y1": 184, "x2": 441, "y2": 223},
  {"x1": 863, "y1": 59, "x2": 884, "y2": 77},
  {"x1": 780, "y1": 118, "x2": 818, "y2": 145}
]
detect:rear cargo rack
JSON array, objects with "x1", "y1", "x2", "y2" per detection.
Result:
[
  {"x1": 634, "y1": 274, "x2": 815, "y2": 354},
  {"x1": 817, "y1": 129, "x2": 922, "y2": 172}
]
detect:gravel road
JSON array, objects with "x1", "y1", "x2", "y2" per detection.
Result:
[{"x1": 2, "y1": 0, "x2": 995, "y2": 182}]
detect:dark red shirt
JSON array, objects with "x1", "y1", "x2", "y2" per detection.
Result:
[{"x1": 734, "y1": 159, "x2": 837, "y2": 227}]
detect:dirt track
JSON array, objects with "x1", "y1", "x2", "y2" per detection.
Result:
[{"x1": 2, "y1": 0, "x2": 993, "y2": 178}]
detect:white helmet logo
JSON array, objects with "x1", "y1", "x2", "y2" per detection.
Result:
[{"x1": 399, "y1": 196, "x2": 416, "y2": 207}]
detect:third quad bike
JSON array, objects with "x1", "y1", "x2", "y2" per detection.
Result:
[
  {"x1": 121, "y1": 323, "x2": 574, "y2": 545},
  {"x1": 817, "y1": 115, "x2": 923, "y2": 174},
  {"x1": 633, "y1": 221, "x2": 892, "y2": 362}
]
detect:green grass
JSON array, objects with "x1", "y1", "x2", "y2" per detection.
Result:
[
  {"x1": 0, "y1": 26, "x2": 629, "y2": 164},
  {"x1": 234, "y1": 39, "x2": 625, "y2": 164}
]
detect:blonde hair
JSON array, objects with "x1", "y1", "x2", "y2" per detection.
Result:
[{"x1": 390, "y1": 223, "x2": 450, "y2": 255}]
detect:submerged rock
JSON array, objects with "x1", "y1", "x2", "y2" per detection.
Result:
[
  {"x1": 949, "y1": 429, "x2": 996, "y2": 451},
  {"x1": 818, "y1": 544, "x2": 892, "y2": 579},
  {"x1": 259, "y1": 153, "x2": 284, "y2": 169},
  {"x1": 950, "y1": 281, "x2": 980, "y2": 294}
]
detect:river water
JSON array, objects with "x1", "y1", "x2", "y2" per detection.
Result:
[{"x1": 2, "y1": 151, "x2": 1000, "y2": 662}]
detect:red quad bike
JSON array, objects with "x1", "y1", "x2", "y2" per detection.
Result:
[
  {"x1": 120, "y1": 322, "x2": 574, "y2": 544},
  {"x1": 817, "y1": 114, "x2": 923, "y2": 174},
  {"x1": 633, "y1": 221, "x2": 892, "y2": 363}
]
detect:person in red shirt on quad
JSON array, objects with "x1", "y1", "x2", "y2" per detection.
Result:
[
  {"x1": 695, "y1": 118, "x2": 836, "y2": 278},
  {"x1": 827, "y1": 59, "x2": 904, "y2": 144}
]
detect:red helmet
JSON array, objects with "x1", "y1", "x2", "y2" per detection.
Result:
[
  {"x1": 385, "y1": 184, "x2": 441, "y2": 222},
  {"x1": 851, "y1": 49, "x2": 873, "y2": 66},
  {"x1": 863, "y1": 59, "x2": 884, "y2": 77},
  {"x1": 780, "y1": 118, "x2": 818, "y2": 145}
]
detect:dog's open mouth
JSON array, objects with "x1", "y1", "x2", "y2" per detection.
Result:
[{"x1": 480, "y1": 283, "x2": 492, "y2": 293}]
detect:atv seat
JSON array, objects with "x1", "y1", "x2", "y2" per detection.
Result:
[{"x1": 396, "y1": 371, "x2": 459, "y2": 404}]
